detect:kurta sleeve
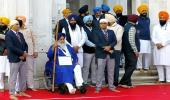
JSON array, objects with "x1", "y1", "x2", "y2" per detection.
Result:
[
  {"x1": 152, "y1": 26, "x2": 160, "y2": 45},
  {"x1": 77, "y1": 28, "x2": 87, "y2": 47}
]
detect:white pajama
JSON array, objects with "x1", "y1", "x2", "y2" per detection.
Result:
[{"x1": 156, "y1": 65, "x2": 170, "y2": 82}]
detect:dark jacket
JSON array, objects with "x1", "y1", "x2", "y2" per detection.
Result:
[
  {"x1": 122, "y1": 22, "x2": 140, "y2": 53},
  {"x1": 136, "y1": 16, "x2": 150, "y2": 40},
  {"x1": 116, "y1": 15, "x2": 128, "y2": 27},
  {"x1": 93, "y1": 29, "x2": 117, "y2": 59},
  {"x1": 83, "y1": 26, "x2": 95, "y2": 53},
  {"x1": 58, "y1": 18, "x2": 68, "y2": 33},
  {"x1": 92, "y1": 15, "x2": 104, "y2": 30},
  {"x1": 5, "y1": 30, "x2": 28, "y2": 63}
]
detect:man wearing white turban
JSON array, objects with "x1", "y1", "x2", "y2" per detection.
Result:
[{"x1": 5, "y1": 20, "x2": 31, "y2": 100}]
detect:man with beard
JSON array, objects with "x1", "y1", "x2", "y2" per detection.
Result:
[
  {"x1": 152, "y1": 11, "x2": 170, "y2": 83},
  {"x1": 82, "y1": 15, "x2": 97, "y2": 86},
  {"x1": 94, "y1": 19, "x2": 119, "y2": 93},
  {"x1": 0, "y1": 16, "x2": 10, "y2": 92},
  {"x1": 113, "y1": 4, "x2": 128, "y2": 27},
  {"x1": 62, "y1": 14, "x2": 87, "y2": 67},
  {"x1": 92, "y1": 7, "x2": 104, "y2": 29},
  {"x1": 136, "y1": 4, "x2": 152, "y2": 71},
  {"x1": 58, "y1": 8, "x2": 72, "y2": 33},
  {"x1": 119, "y1": 15, "x2": 140, "y2": 88},
  {"x1": 46, "y1": 33, "x2": 86, "y2": 94},
  {"x1": 76, "y1": 5, "x2": 89, "y2": 27}
]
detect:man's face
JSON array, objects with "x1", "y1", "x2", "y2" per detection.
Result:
[
  {"x1": 12, "y1": 23, "x2": 20, "y2": 31},
  {"x1": 100, "y1": 22, "x2": 108, "y2": 29},
  {"x1": 59, "y1": 36, "x2": 65, "y2": 44},
  {"x1": 69, "y1": 19, "x2": 77, "y2": 30},
  {"x1": 95, "y1": 11, "x2": 101, "y2": 18}
]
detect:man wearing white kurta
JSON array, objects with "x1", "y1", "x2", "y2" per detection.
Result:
[
  {"x1": 136, "y1": 4, "x2": 152, "y2": 70},
  {"x1": 62, "y1": 14, "x2": 87, "y2": 67},
  {"x1": 152, "y1": 11, "x2": 170, "y2": 83}
]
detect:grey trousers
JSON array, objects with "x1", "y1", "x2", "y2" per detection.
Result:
[
  {"x1": 9, "y1": 61, "x2": 27, "y2": 95},
  {"x1": 96, "y1": 55, "x2": 115, "y2": 91},
  {"x1": 82, "y1": 53, "x2": 97, "y2": 84}
]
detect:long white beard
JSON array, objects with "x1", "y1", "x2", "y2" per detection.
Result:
[{"x1": 58, "y1": 42, "x2": 66, "y2": 50}]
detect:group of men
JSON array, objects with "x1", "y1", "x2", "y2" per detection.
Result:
[
  {"x1": 46, "y1": 3, "x2": 170, "y2": 94},
  {"x1": 0, "y1": 16, "x2": 38, "y2": 100},
  {"x1": 1, "y1": 2, "x2": 170, "y2": 100}
]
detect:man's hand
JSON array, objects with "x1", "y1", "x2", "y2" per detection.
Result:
[
  {"x1": 53, "y1": 42, "x2": 58, "y2": 48},
  {"x1": 134, "y1": 52, "x2": 139, "y2": 58},
  {"x1": 22, "y1": 52, "x2": 28, "y2": 58},
  {"x1": 32, "y1": 52, "x2": 38, "y2": 58},
  {"x1": 73, "y1": 46, "x2": 80, "y2": 53},
  {"x1": 3, "y1": 49, "x2": 8, "y2": 56},
  {"x1": 103, "y1": 46, "x2": 111, "y2": 52},
  {"x1": 156, "y1": 43, "x2": 164, "y2": 49}
]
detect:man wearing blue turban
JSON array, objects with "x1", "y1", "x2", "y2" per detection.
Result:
[
  {"x1": 82, "y1": 15, "x2": 97, "y2": 86},
  {"x1": 92, "y1": 7, "x2": 104, "y2": 29},
  {"x1": 46, "y1": 33, "x2": 86, "y2": 94},
  {"x1": 101, "y1": 4, "x2": 110, "y2": 14}
]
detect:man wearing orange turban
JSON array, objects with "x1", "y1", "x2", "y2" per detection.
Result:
[
  {"x1": 113, "y1": 4, "x2": 127, "y2": 27},
  {"x1": 58, "y1": 8, "x2": 72, "y2": 33},
  {"x1": 0, "y1": 16, "x2": 10, "y2": 92},
  {"x1": 152, "y1": 11, "x2": 170, "y2": 83},
  {"x1": 136, "y1": 4, "x2": 152, "y2": 71}
]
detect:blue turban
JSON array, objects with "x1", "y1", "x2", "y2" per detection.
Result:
[
  {"x1": 83, "y1": 15, "x2": 93, "y2": 24},
  {"x1": 93, "y1": 7, "x2": 102, "y2": 14},
  {"x1": 79, "y1": 5, "x2": 88, "y2": 14},
  {"x1": 101, "y1": 4, "x2": 110, "y2": 12},
  {"x1": 57, "y1": 33, "x2": 66, "y2": 40},
  {"x1": 68, "y1": 14, "x2": 78, "y2": 21}
]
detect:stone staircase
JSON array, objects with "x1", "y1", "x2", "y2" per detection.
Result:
[{"x1": 119, "y1": 67, "x2": 158, "y2": 85}]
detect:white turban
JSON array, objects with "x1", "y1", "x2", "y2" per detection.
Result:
[
  {"x1": 99, "y1": 19, "x2": 108, "y2": 23},
  {"x1": 9, "y1": 20, "x2": 18, "y2": 27},
  {"x1": 105, "y1": 14, "x2": 117, "y2": 23}
]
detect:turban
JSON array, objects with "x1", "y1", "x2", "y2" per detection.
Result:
[
  {"x1": 99, "y1": 19, "x2": 108, "y2": 23},
  {"x1": 83, "y1": 15, "x2": 93, "y2": 24},
  {"x1": 128, "y1": 14, "x2": 139, "y2": 23},
  {"x1": 93, "y1": 7, "x2": 102, "y2": 14},
  {"x1": 9, "y1": 20, "x2": 19, "y2": 28},
  {"x1": 105, "y1": 14, "x2": 117, "y2": 23},
  {"x1": 0, "y1": 16, "x2": 10, "y2": 25},
  {"x1": 16, "y1": 16, "x2": 26, "y2": 23},
  {"x1": 62, "y1": 8, "x2": 71, "y2": 15},
  {"x1": 137, "y1": 4, "x2": 148, "y2": 14},
  {"x1": 79, "y1": 5, "x2": 88, "y2": 14},
  {"x1": 159, "y1": 11, "x2": 169, "y2": 20},
  {"x1": 68, "y1": 14, "x2": 78, "y2": 21},
  {"x1": 58, "y1": 33, "x2": 66, "y2": 40},
  {"x1": 101, "y1": 4, "x2": 110, "y2": 12},
  {"x1": 113, "y1": 5, "x2": 123, "y2": 13}
]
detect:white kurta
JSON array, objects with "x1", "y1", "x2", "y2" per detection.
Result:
[
  {"x1": 139, "y1": 40, "x2": 152, "y2": 53},
  {"x1": 152, "y1": 23, "x2": 170, "y2": 65},
  {"x1": 0, "y1": 56, "x2": 10, "y2": 76}
]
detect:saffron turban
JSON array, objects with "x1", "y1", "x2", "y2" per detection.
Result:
[
  {"x1": 0, "y1": 16, "x2": 10, "y2": 25},
  {"x1": 113, "y1": 4, "x2": 123, "y2": 13},
  {"x1": 83, "y1": 15, "x2": 93, "y2": 24},
  {"x1": 62, "y1": 8, "x2": 71, "y2": 15},
  {"x1": 137, "y1": 4, "x2": 148, "y2": 14},
  {"x1": 101, "y1": 4, "x2": 110, "y2": 12},
  {"x1": 159, "y1": 11, "x2": 169, "y2": 20},
  {"x1": 16, "y1": 16, "x2": 26, "y2": 23}
]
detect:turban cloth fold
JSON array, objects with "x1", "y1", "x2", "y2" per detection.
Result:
[
  {"x1": 79, "y1": 5, "x2": 88, "y2": 14},
  {"x1": 113, "y1": 5, "x2": 123, "y2": 13},
  {"x1": 105, "y1": 14, "x2": 117, "y2": 23},
  {"x1": 137, "y1": 4, "x2": 148, "y2": 14},
  {"x1": 62, "y1": 8, "x2": 71, "y2": 15},
  {"x1": 83, "y1": 15, "x2": 93, "y2": 23},
  {"x1": 16, "y1": 16, "x2": 26, "y2": 23},
  {"x1": 93, "y1": 7, "x2": 102, "y2": 14},
  {"x1": 0, "y1": 16, "x2": 10, "y2": 25},
  {"x1": 159, "y1": 11, "x2": 169, "y2": 20},
  {"x1": 58, "y1": 33, "x2": 66, "y2": 40},
  {"x1": 99, "y1": 19, "x2": 108, "y2": 23},
  {"x1": 68, "y1": 14, "x2": 78, "y2": 21},
  {"x1": 128, "y1": 14, "x2": 139, "y2": 23},
  {"x1": 101, "y1": 4, "x2": 110, "y2": 12}
]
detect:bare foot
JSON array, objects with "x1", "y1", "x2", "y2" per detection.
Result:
[
  {"x1": 119, "y1": 85, "x2": 131, "y2": 88},
  {"x1": 110, "y1": 88, "x2": 120, "y2": 92},
  {"x1": 10, "y1": 95, "x2": 18, "y2": 100},
  {"x1": 70, "y1": 88, "x2": 76, "y2": 94},
  {"x1": 95, "y1": 90, "x2": 100, "y2": 93},
  {"x1": 30, "y1": 88, "x2": 38, "y2": 91},
  {"x1": 19, "y1": 92, "x2": 31, "y2": 97}
]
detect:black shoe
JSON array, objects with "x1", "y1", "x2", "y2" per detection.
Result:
[
  {"x1": 114, "y1": 82, "x2": 119, "y2": 86},
  {"x1": 58, "y1": 84, "x2": 68, "y2": 94},
  {"x1": 79, "y1": 85, "x2": 87, "y2": 94}
]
